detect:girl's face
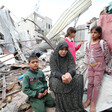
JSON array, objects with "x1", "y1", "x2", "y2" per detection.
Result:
[
  {"x1": 69, "y1": 32, "x2": 75, "y2": 38},
  {"x1": 59, "y1": 47, "x2": 68, "y2": 57},
  {"x1": 91, "y1": 29, "x2": 101, "y2": 40}
]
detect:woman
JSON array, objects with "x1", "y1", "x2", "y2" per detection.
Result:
[{"x1": 49, "y1": 40, "x2": 86, "y2": 112}]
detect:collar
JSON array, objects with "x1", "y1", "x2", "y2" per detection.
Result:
[
  {"x1": 66, "y1": 37, "x2": 74, "y2": 42},
  {"x1": 28, "y1": 68, "x2": 38, "y2": 74}
]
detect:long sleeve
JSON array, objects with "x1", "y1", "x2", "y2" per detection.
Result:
[
  {"x1": 50, "y1": 55, "x2": 63, "y2": 80},
  {"x1": 42, "y1": 73, "x2": 48, "y2": 90},
  {"x1": 22, "y1": 75, "x2": 37, "y2": 97},
  {"x1": 68, "y1": 54, "x2": 76, "y2": 77},
  {"x1": 68, "y1": 70, "x2": 76, "y2": 77},
  {"x1": 75, "y1": 44, "x2": 81, "y2": 51},
  {"x1": 84, "y1": 43, "x2": 89, "y2": 64},
  {"x1": 55, "y1": 72, "x2": 63, "y2": 80}
]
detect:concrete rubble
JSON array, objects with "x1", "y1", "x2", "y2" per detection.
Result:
[{"x1": 0, "y1": 47, "x2": 87, "y2": 112}]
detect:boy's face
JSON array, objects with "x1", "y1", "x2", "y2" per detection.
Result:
[{"x1": 28, "y1": 59, "x2": 39, "y2": 71}]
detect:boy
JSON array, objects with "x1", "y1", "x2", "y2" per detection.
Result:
[{"x1": 22, "y1": 54, "x2": 55, "y2": 112}]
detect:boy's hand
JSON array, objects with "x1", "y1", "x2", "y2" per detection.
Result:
[
  {"x1": 38, "y1": 93, "x2": 44, "y2": 99},
  {"x1": 43, "y1": 89, "x2": 48, "y2": 96}
]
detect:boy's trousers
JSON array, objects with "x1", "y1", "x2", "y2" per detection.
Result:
[{"x1": 30, "y1": 93, "x2": 55, "y2": 112}]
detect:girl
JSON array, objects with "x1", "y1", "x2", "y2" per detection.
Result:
[
  {"x1": 64, "y1": 27, "x2": 84, "y2": 65},
  {"x1": 83, "y1": 26, "x2": 110, "y2": 112}
]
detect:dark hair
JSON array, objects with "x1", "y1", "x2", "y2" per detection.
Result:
[
  {"x1": 100, "y1": 10, "x2": 105, "y2": 16},
  {"x1": 59, "y1": 44, "x2": 68, "y2": 50},
  {"x1": 65, "y1": 27, "x2": 76, "y2": 37},
  {"x1": 90, "y1": 26, "x2": 102, "y2": 39},
  {"x1": 28, "y1": 54, "x2": 38, "y2": 62}
]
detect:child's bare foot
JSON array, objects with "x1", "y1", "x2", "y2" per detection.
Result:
[
  {"x1": 89, "y1": 102, "x2": 96, "y2": 112},
  {"x1": 83, "y1": 99, "x2": 90, "y2": 108}
]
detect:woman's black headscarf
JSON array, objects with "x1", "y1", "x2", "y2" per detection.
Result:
[{"x1": 51, "y1": 40, "x2": 75, "y2": 75}]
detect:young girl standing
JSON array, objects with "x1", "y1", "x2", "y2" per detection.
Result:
[
  {"x1": 64, "y1": 27, "x2": 84, "y2": 65},
  {"x1": 83, "y1": 26, "x2": 110, "y2": 112}
]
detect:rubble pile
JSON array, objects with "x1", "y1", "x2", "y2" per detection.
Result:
[
  {"x1": 0, "y1": 49, "x2": 56, "y2": 112},
  {"x1": 0, "y1": 62, "x2": 28, "y2": 111}
]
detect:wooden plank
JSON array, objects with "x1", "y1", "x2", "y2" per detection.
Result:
[
  {"x1": 2, "y1": 75, "x2": 6, "y2": 100},
  {"x1": 0, "y1": 89, "x2": 21, "y2": 100},
  {"x1": 0, "y1": 39, "x2": 38, "y2": 45},
  {"x1": 23, "y1": 18, "x2": 55, "y2": 50}
]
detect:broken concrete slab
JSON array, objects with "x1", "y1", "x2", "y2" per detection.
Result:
[
  {"x1": 0, "y1": 54, "x2": 16, "y2": 65},
  {"x1": 10, "y1": 64, "x2": 29, "y2": 70}
]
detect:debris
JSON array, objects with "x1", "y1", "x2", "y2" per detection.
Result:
[
  {"x1": 0, "y1": 7, "x2": 27, "y2": 62},
  {"x1": 10, "y1": 64, "x2": 29, "y2": 70},
  {"x1": 0, "y1": 54, "x2": 16, "y2": 64},
  {"x1": 18, "y1": 81, "x2": 22, "y2": 88},
  {"x1": 0, "y1": 102, "x2": 2, "y2": 106},
  {"x1": 18, "y1": 103, "x2": 31, "y2": 112},
  {"x1": 0, "y1": 90, "x2": 21, "y2": 100},
  {"x1": 7, "y1": 96, "x2": 12, "y2": 103},
  {"x1": 0, "y1": 102, "x2": 7, "y2": 110},
  {"x1": 2, "y1": 75, "x2": 6, "y2": 101},
  {"x1": 18, "y1": 75, "x2": 24, "y2": 80},
  {"x1": 6, "y1": 84, "x2": 15, "y2": 93}
]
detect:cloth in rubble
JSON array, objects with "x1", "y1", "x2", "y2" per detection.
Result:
[
  {"x1": 106, "y1": 2, "x2": 112, "y2": 14},
  {"x1": 98, "y1": 14, "x2": 112, "y2": 52}
]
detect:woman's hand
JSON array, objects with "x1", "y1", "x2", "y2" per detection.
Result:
[{"x1": 62, "y1": 73, "x2": 72, "y2": 84}]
